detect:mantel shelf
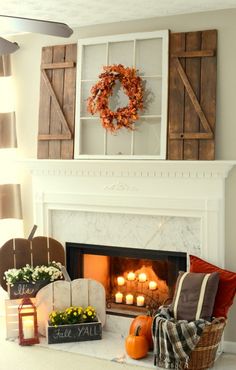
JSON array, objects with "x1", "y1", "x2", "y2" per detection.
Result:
[{"x1": 20, "y1": 159, "x2": 236, "y2": 180}]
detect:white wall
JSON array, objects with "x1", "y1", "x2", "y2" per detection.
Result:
[{"x1": 9, "y1": 8, "x2": 236, "y2": 343}]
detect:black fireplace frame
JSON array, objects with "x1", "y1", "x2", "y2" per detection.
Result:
[{"x1": 66, "y1": 242, "x2": 187, "y2": 282}]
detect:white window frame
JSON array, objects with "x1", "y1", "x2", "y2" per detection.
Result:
[{"x1": 74, "y1": 30, "x2": 169, "y2": 160}]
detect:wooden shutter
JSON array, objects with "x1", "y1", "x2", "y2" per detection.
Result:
[
  {"x1": 37, "y1": 43, "x2": 77, "y2": 159},
  {"x1": 167, "y1": 30, "x2": 217, "y2": 160}
]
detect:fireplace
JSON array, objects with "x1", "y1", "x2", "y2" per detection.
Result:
[
  {"x1": 21, "y1": 158, "x2": 236, "y2": 354},
  {"x1": 25, "y1": 159, "x2": 235, "y2": 347},
  {"x1": 66, "y1": 242, "x2": 186, "y2": 316}
]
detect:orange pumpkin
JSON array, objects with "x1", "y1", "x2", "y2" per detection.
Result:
[
  {"x1": 129, "y1": 314, "x2": 153, "y2": 350},
  {"x1": 125, "y1": 326, "x2": 149, "y2": 359}
]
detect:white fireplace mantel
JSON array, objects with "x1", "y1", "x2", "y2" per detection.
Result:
[
  {"x1": 24, "y1": 159, "x2": 235, "y2": 179},
  {"x1": 22, "y1": 159, "x2": 236, "y2": 269}
]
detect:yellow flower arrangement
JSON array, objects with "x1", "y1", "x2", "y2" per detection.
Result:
[
  {"x1": 83, "y1": 305, "x2": 97, "y2": 321},
  {"x1": 48, "y1": 305, "x2": 97, "y2": 327}
]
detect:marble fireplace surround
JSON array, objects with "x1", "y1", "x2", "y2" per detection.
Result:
[{"x1": 25, "y1": 159, "x2": 236, "y2": 363}]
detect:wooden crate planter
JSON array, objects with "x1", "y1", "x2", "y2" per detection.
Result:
[
  {"x1": 47, "y1": 319, "x2": 102, "y2": 344},
  {"x1": 8, "y1": 280, "x2": 50, "y2": 299}
]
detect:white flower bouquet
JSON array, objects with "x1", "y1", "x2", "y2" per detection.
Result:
[
  {"x1": 4, "y1": 261, "x2": 63, "y2": 286},
  {"x1": 4, "y1": 261, "x2": 63, "y2": 299}
]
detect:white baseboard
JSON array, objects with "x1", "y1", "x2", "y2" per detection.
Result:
[{"x1": 223, "y1": 341, "x2": 236, "y2": 354}]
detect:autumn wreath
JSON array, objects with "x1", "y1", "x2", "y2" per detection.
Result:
[{"x1": 87, "y1": 64, "x2": 144, "y2": 132}]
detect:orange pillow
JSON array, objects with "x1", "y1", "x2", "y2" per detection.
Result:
[{"x1": 190, "y1": 255, "x2": 236, "y2": 318}]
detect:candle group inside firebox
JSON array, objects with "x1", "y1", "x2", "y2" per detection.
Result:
[{"x1": 115, "y1": 271, "x2": 158, "y2": 305}]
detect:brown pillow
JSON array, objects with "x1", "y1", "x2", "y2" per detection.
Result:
[{"x1": 170, "y1": 271, "x2": 219, "y2": 322}]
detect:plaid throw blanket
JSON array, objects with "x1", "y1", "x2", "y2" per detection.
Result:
[{"x1": 152, "y1": 306, "x2": 207, "y2": 369}]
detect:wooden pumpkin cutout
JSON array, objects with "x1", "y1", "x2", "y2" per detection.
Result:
[
  {"x1": 36, "y1": 278, "x2": 106, "y2": 336},
  {"x1": 0, "y1": 237, "x2": 65, "y2": 291}
]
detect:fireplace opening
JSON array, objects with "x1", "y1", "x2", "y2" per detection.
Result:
[{"x1": 66, "y1": 243, "x2": 186, "y2": 317}]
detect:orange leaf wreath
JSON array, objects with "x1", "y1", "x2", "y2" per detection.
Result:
[{"x1": 87, "y1": 64, "x2": 144, "y2": 132}]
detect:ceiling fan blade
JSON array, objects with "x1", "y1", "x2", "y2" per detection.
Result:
[
  {"x1": 0, "y1": 15, "x2": 73, "y2": 38},
  {"x1": 0, "y1": 37, "x2": 19, "y2": 55}
]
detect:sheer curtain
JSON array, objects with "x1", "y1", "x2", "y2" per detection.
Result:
[{"x1": 0, "y1": 54, "x2": 24, "y2": 314}]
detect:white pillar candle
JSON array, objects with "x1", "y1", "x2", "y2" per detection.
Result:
[
  {"x1": 22, "y1": 317, "x2": 34, "y2": 339},
  {"x1": 115, "y1": 292, "x2": 123, "y2": 303},
  {"x1": 127, "y1": 272, "x2": 135, "y2": 281},
  {"x1": 136, "y1": 295, "x2": 145, "y2": 307},
  {"x1": 117, "y1": 276, "x2": 125, "y2": 286},
  {"x1": 125, "y1": 294, "x2": 134, "y2": 305},
  {"x1": 149, "y1": 281, "x2": 157, "y2": 290},
  {"x1": 138, "y1": 273, "x2": 147, "y2": 282}
]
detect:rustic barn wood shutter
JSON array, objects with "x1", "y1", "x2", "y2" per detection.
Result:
[
  {"x1": 37, "y1": 43, "x2": 77, "y2": 159},
  {"x1": 167, "y1": 30, "x2": 217, "y2": 160}
]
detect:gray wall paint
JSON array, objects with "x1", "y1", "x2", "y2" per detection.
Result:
[{"x1": 10, "y1": 8, "x2": 236, "y2": 342}]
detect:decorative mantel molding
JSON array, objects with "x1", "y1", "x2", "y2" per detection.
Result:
[
  {"x1": 104, "y1": 182, "x2": 138, "y2": 192},
  {"x1": 22, "y1": 159, "x2": 236, "y2": 179}
]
